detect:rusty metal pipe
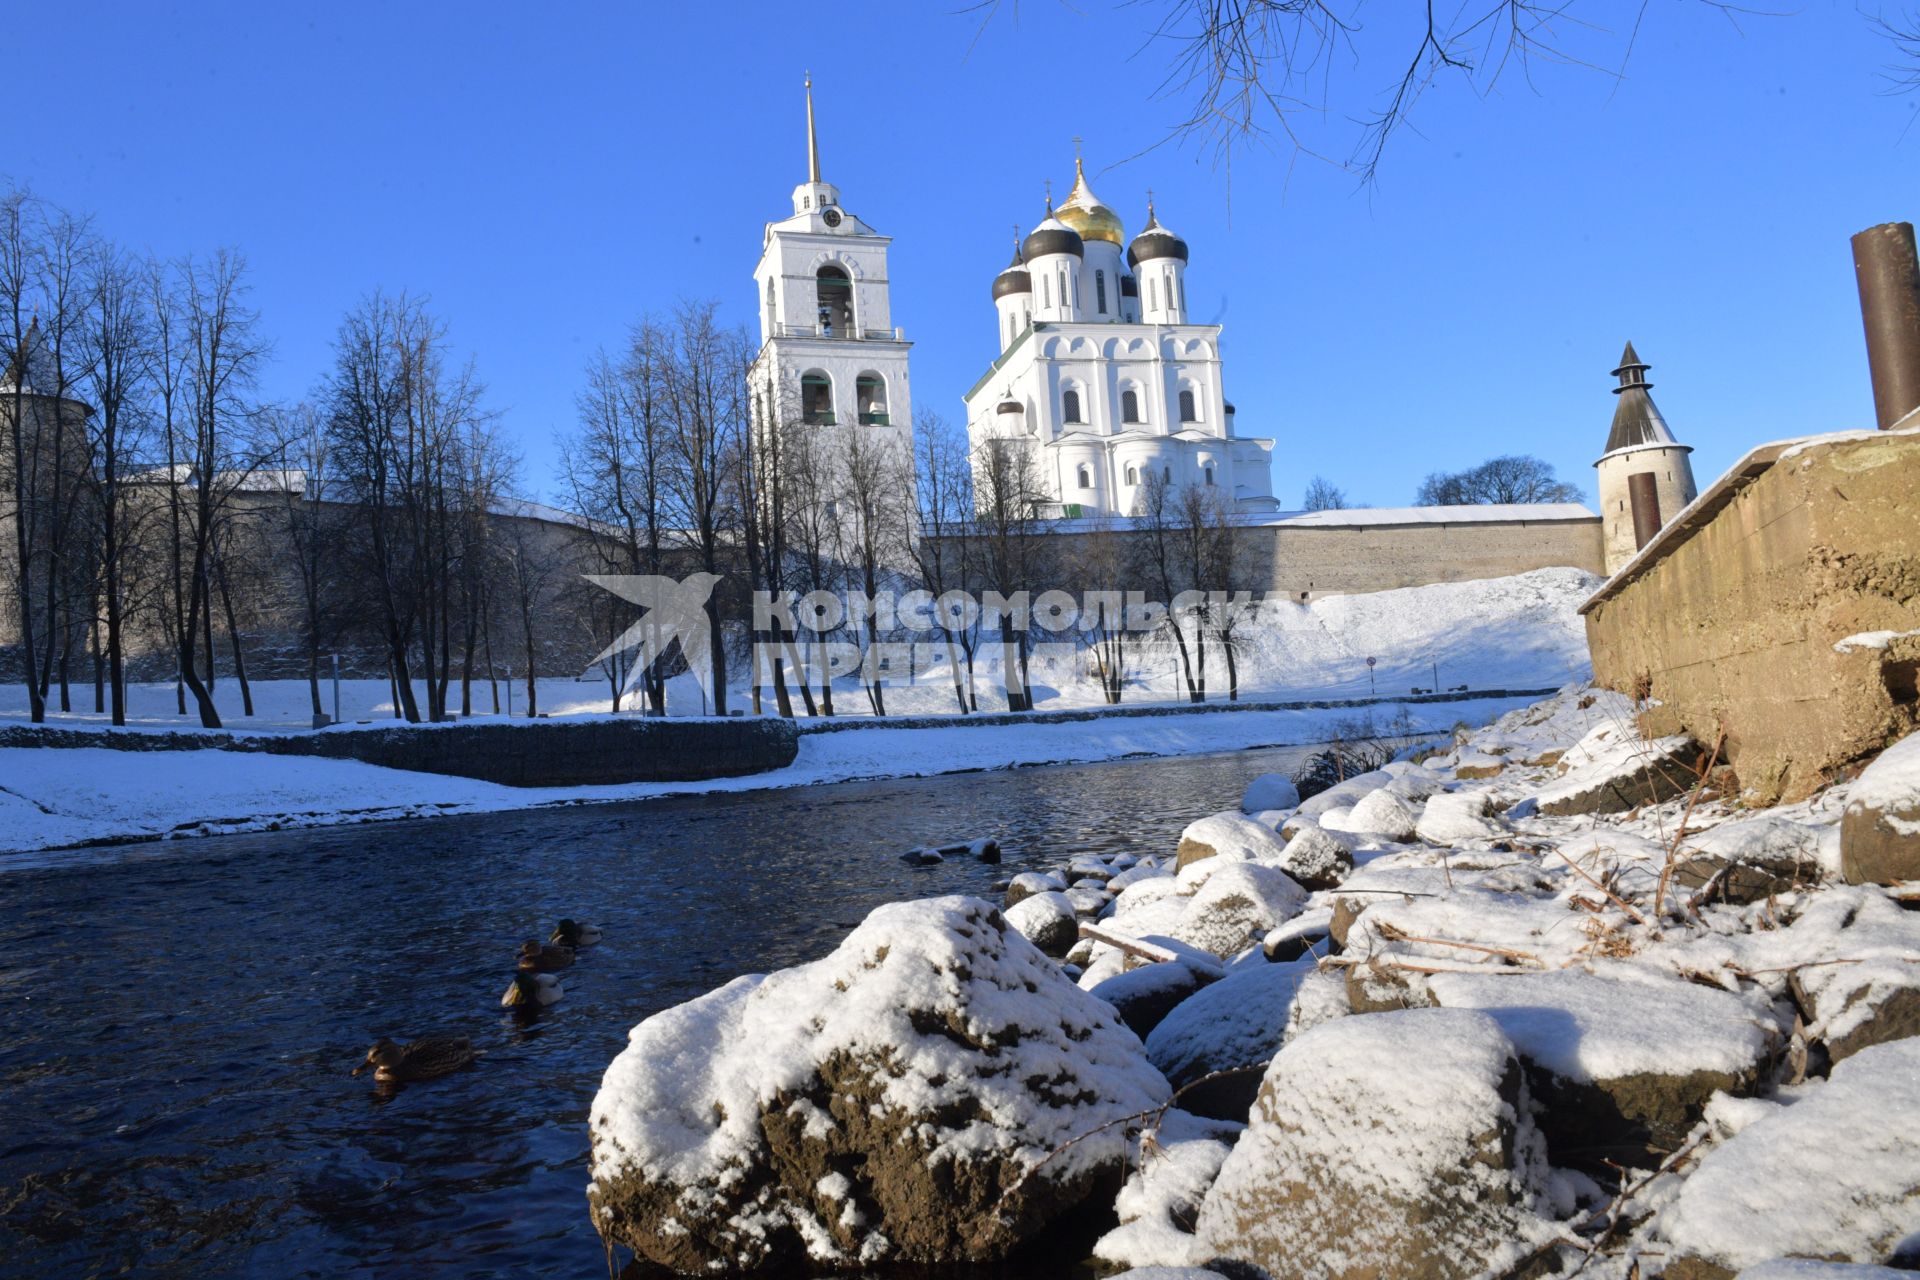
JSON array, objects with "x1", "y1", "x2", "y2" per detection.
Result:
[
  {"x1": 1627, "y1": 472, "x2": 1663, "y2": 550},
  {"x1": 1852, "y1": 221, "x2": 1920, "y2": 430}
]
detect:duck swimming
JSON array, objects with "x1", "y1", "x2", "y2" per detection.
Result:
[
  {"x1": 517, "y1": 940, "x2": 575, "y2": 972},
  {"x1": 352, "y1": 1036, "x2": 477, "y2": 1084},
  {"x1": 502, "y1": 971, "x2": 563, "y2": 1008},
  {"x1": 549, "y1": 919, "x2": 603, "y2": 947}
]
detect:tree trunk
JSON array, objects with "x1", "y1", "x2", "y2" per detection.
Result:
[{"x1": 216, "y1": 560, "x2": 254, "y2": 718}]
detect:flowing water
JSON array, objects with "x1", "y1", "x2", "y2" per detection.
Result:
[{"x1": 0, "y1": 743, "x2": 1317, "y2": 1279}]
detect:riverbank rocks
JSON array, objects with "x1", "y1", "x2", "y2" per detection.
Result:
[
  {"x1": 1005, "y1": 870, "x2": 1067, "y2": 907},
  {"x1": 1533, "y1": 723, "x2": 1701, "y2": 816},
  {"x1": 1005, "y1": 890, "x2": 1080, "y2": 958},
  {"x1": 1781, "y1": 888, "x2": 1920, "y2": 1063},
  {"x1": 1175, "y1": 813, "x2": 1291, "y2": 872},
  {"x1": 1841, "y1": 731, "x2": 1920, "y2": 884},
  {"x1": 1427, "y1": 966, "x2": 1776, "y2": 1164},
  {"x1": 1241, "y1": 773, "x2": 1300, "y2": 814},
  {"x1": 1657, "y1": 1038, "x2": 1920, "y2": 1277},
  {"x1": 1672, "y1": 815, "x2": 1826, "y2": 905},
  {"x1": 1340, "y1": 789, "x2": 1419, "y2": 842},
  {"x1": 1277, "y1": 825, "x2": 1353, "y2": 891},
  {"x1": 1171, "y1": 862, "x2": 1308, "y2": 959},
  {"x1": 1091, "y1": 960, "x2": 1220, "y2": 1039},
  {"x1": 1144, "y1": 959, "x2": 1321, "y2": 1121},
  {"x1": 1415, "y1": 790, "x2": 1509, "y2": 847},
  {"x1": 1195, "y1": 1008, "x2": 1559, "y2": 1280},
  {"x1": 587, "y1": 896, "x2": 1170, "y2": 1274}
]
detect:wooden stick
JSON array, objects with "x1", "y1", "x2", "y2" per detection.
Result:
[
  {"x1": 1548, "y1": 844, "x2": 1651, "y2": 926},
  {"x1": 1372, "y1": 921, "x2": 1545, "y2": 967},
  {"x1": 1076, "y1": 924, "x2": 1225, "y2": 977}
]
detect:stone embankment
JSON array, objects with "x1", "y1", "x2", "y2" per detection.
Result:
[{"x1": 588, "y1": 684, "x2": 1920, "y2": 1278}]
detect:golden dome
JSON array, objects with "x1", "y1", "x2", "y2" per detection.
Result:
[{"x1": 1055, "y1": 157, "x2": 1125, "y2": 246}]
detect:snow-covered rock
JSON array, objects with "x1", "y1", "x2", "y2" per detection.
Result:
[
  {"x1": 1427, "y1": 965, "x2": 1777, "y2": 1160},
  {"x1": 1735, "y1": 1263, "x2": 1915, "y2": 1280},
  {"x1": 1415, "y1": 790, "x2": 1509, "y2": 847},
  {"x1": 1782, "y1": 888, "x2": 1920, "y2": 1062},
  {"x1": 1093, "y1": 1109, "x2": 1242, "y2": 1272},
  {"x1": 1673, "y1": 815, "x2": 1827, "y2": 905},
  {"x1": 1089, "y1": 960, "x2": 1219, "y2": 1039},
  {"x1": 1842, "y1": 730, "x2": 1920, "y2": 884},
  {"x1": 1276, "y1": 824, "x2": 1353, "y2": 890},
  {"x1": 1005, "y1": 870, "x2": 1067, "y2": 907},
  {"x1": 1241, "y1": 772, "x2": 1300, "y2": 814},
  {"x1": 1195, "y1": 1008, "x2": 1559, "y2": 1280},
  {"x1": 1532, "y1": 722, "x2": 1701, "y2": 816},
  {"x1": 1452, "y1": 749, "x2": 1506, "y2": 779},
  {"x1": 587, "y1": 896, "x2": 1169, "y2": 1273},
  {"x1": 1005, "y1": 890, "x2": 1080, "y2": 958},
  {"x1": 1144, "y1": 958, "x2": 1320, "y2": 1121},
  {"x1": 1174, "y1": 812, "x2": 1291, "y2": 872},
  {"x1": 1657, "y1": 1038, "x2": 1920, "y2": 1276},
  {"x1": 1342, "y1": 789, "x2": 1419, "y2": 842},
  {"x1": 1171, "y1": 862, "x2": 1307, "y2": 959},
  {"x1": 1296, "y1": 769, "x2": 1394, "y2": 819}
]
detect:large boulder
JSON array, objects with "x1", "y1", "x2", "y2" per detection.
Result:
[
  {"x1": 1144, "y1": 958, "x2": 1320, "y2": 1121},
  {"x1": 1296, "y1": 769, "x2": 1395, "y2": 819},
  {"x1": 1242, "y1": 772, "x2": 1301, "y2": 814},
  {"x1": 1658, "y1": 1038, "x2": 1920, "y2": 1277},
  {"x1": 1426, "y1": 966, "x2": 1776, "y2": 1165},
  {"x1": 1194, "y1": 1008, "x2": 1560, "y2": 1280},
  {"x1": 1415, "y1": 790, "x2": 1510, "y2": 848},
  {"x1": 1175, "y1": 812, "x2": 1291, "y2": 872},
  {"x1": 1782, "y1": 888, "x2": 1920, "y2": 1063},
  {"x1": 1842, "y1": 731, "x2": 1920, "y2": 885},
  {"x1": 1093, "y1": 1108, "x2": 1243, "y2": 1274},
  {"x1": 1341, "y1": 789, "x2": 1419, "y2": 842},
  {"x1": 1171, "y1": 862, "x2": 1308, "y2": 959},
  {"x1": 1005, "y1": 870, "x2": 1067, "y2": 907},
  {"x1": 1005, "y1": 890, "x2": 1081, "y2": 958},
  {"x1": 1091, "y1": 960, "x2": 1220, "y2": 1040},
  {"x1": 1276, "y1": 824, "x2": 1354, "y2": 891},
  {"x1": 588, "y1": 896, "x2": 1170, "y2": 1273},
  {"x1": 1532, "y1": 723, "x2": 1701, "y2": 816},
  {"x1": 1672, "y1": 815, "x2": 1826, "y2": 905}
]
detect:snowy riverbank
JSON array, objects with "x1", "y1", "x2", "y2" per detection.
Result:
[
  {"x1": 586, "y1": 686, "x2": 1920, "y2": 1277},
  {"x1": 0, "y1": 694, "x2": 1533, "y2": 863}
]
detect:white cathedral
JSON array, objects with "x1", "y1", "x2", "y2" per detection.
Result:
[{"x1": 963, "y1": 159, "x2": 1279, "y2": 518}]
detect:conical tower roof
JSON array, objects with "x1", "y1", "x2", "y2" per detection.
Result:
[{"x1": 1604, "y1": 340, "x2": 1680, "y2": 454}]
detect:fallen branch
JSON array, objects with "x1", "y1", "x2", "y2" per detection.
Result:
[
  {"x1": 1655, "y1": 725, "x2": 1726, "y2": 918},
  {"x1": 1548, "y1": 845, "x2": 1651, "y2": 927},
  {"x1": 1372, "y1": 921, "x2": 1545, "y2": 967},
  {"x1": 1077, "y1": 924, "x2": 1225, "y2": 978}
]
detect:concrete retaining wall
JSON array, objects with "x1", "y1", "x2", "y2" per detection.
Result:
[
  {"x1": 1581, "y1": 429, "x2": 1920, "y2": 802},
  {"x1": 0, "y1": 717, "x2": 801, "y2": 789}
]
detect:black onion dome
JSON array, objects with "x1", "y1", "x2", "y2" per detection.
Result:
[
  {"x1": 1023, "y1": 216, "x2": 1084, "y2": 261},
  {"x1": 1127, "y1": 208, "x2": 1189, "y2": 268},
  {"x1": 992, "y1": 241, "x2": 1032, "y2": 301}
]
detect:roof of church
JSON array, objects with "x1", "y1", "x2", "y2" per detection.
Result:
[
  {"x1": 1128, "y1": 205, "x2": 1189, "y2": 267},
  {"x1": 1604, "y1": 340, "x2": 1682, "y2": 455},
  {"x1": 1023, "y1": 205, "x2": 1084, "y2": 261},
  {"x1": 1055, "y1": 158, "x2": 1124, "y2": 246},
  {"x1": 992, "y1": 240, "x2": 1032, "y2": 300}
]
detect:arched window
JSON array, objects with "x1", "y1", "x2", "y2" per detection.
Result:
[
  {"x1": 1121, "y1": 389, "x2": 1140, "y2": 423},
  {"x1": 800, "y1": 371, "x2": 834, "y2": 425},
  {"x1": 1042, "y1": 276, "x2": 1051, "y2": 308},
  {"x1": 1162, "y1": 465, "x2": 1172, "y2": 483},
  {"x1": 1069, "y1": 273, "x2": 1078, "y2": 307},
  {"x1": 1076, "y1": 465, "x2": 1091, "y2": 489},
  {"x1": 1095, "y1": 270, "x2": 1107, "y2": 314},
  {"x1": 1178, "y1": 389, "x2": 1197, "y2": 422},
  {"x1": 1177, "y1": 278, "x2": 1186, "y2": 311},
  {"x1": 816, "y1": 265, "x2": 852, "y2": 336},
  {"x1": 1148, "y1": 278, "x2": 1158, "y2": 310},
  {"x1": 765, "y1": 277, "x2": 776, "y2": 322},
  {"x1": 1204, "y1": 465, "x2": 1215, "y2": 486},
  {"x1": 1062, "y1": 388, "x2": 1082, "y2": 423},
  {"x1": 1125, "y1": 464, "x2": 1138, "y2": 486},
  {"x1": 856, "y1": 373, "x2": 888, "y2": 425}
]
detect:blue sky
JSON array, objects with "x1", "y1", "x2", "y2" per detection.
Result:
[{"x1": 7, "y1": 3, "x2": 1915, "y2": 507}]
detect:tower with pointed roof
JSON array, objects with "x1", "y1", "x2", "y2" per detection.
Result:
[
  {"x1": 1594, "y1": 342, "x2": 1697, "y2": 573},
  {"x1": 962, "y1": 153, "x2": 1276, "y2": 518},
  {"x1": 747, "y1": 78, "x2": 913, "y2": 510}
]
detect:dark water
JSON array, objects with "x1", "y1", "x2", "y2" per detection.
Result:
[{"x1": 0, "y1": 744, "x2": 1314, "y2": 1279}]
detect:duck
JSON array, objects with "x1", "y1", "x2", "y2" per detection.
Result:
[
  {"x1": 352, "y1": 1035, "x2": 477, "y2": 1084},
  {"x1": 549, "y1": 919, "x2": 603, "y2": 947},
  {"x1": 517, "y1": 940, "x2": 575, "y2": 972},
  {"x1": 502, "y1": 971, "x2": 563, "y2": 1008}
]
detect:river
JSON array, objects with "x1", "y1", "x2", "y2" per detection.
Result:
[{"x1": 0, "y1": 742, "x2": 1318, "y2": 1278}]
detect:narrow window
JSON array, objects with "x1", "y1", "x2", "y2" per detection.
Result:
[
  {"x1": 1096, "y1": 270, "x2": 1107, "y2": 314},
  {"x1": 1121, "y1": 389, "x2": 1140, "y2": 423},
  {"x1": 1204, "y1": 465, "x2": 1214, "y2": 486},
  {"x1": 1163, "y1": 465, "x2": 1172, "y2": 482},
  {"x1": 1077, "y1": 465, "x2": 1091, "y2": 489},
  {"x1": 1179, "y1": 389, "x2": 1196, "y2": 421},
  {"x1": 1063, "y1": 388, "x2": 1082, "y2": 423},
  {"x1": 1149, "y1": 278, "x2": 1158, "y2": 310},
  {"x1": 1125, "y1": 465, "x2": 1138, "y2": 485},
  {"x1": 1177, "y1": 278, "x2": 1186, "y2": 311},
  {"x1": 1042, "y1": 276, "x2": 1051, "y2": 308}
]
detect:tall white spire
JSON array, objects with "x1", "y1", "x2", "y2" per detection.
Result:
[{"x1": 805, "y1": 74, "x2": 821, "y2": 184}]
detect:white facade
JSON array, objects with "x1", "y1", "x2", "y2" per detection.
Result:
[
  {"x1": 963, "y1": 161, "x2": 1278, "y2": 518},
  {"x1": 747, "y1": 83, "x2": 912, "y2": 489},
  {"x1": 1592, "y1": 343, "x2": 1698, "y2": 574}
]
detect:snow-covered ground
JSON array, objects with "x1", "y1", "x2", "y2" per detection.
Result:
[
  {"x1": 0, "y1": 568, "x2": 1596, "y2": 731},
  {"x1": 0, "y1": 694, "x2": 1533, "y2": 864}
]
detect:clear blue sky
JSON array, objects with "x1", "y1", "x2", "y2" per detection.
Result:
[{"x1": 7, "y1": 2, "x2": 1915, "y2": 507}]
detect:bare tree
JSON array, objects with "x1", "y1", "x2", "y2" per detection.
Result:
[
  {"x1": 1417, "y1": 453, "x2": 1583, "y2": 505},
  {"x1": 833, "y1": 421, "x2": 911, "y2": 715},
  {"x1": 1132, "y1": 469, "x2": 1202, "y2": 702},
  {"x1": 972, "y1": 435, "x2": 1050, "y2": 712},
  {"x1": 912, "y1": 408, "x2": 981, "y2": 714},
  {"x1": 1303, "y1": 474, "x2": 1348, "y2": 510}
]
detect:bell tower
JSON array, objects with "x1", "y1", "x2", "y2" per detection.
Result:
[
  {"x1": 747, "y1": 78, "x2": 913, "y2": 474},
  {"x1": 1594, "y1": 342, "x2": 1698, "y2": 573}
]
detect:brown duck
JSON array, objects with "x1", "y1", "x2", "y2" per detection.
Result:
[
  {"x1": 352, "y1": 1036, "x2": 477, "y2": 1084},
  {"x1": 517, "y1": 940, "x2": 575, "y2": 973}
]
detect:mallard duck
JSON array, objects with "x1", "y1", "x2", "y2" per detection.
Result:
[
  {"x1": 517, "y1": 940, "x2": 575, "y2": 972},
  {"x1": 352, "y1": 1035, "x2": 477, "y2": 1083},
  {"x1": 502, "y1": 971, "x2": 563, "y2": 1008},
  {"x1": 549, "y1": 919, "x2": 603, "y2": 947}
]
